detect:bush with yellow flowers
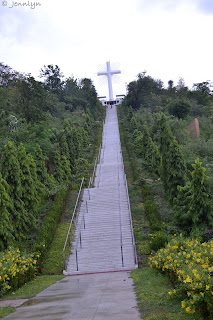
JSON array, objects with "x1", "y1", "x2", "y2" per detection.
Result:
[
  {"x1": 0, "y1": 245, "x2": 46, "y2": 297},
  {"x1": 149, "y1": 234, "x2": 213, "y2": 318}
]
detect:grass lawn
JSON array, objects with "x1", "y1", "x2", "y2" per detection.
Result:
[
  {"x1": 131, "y1": 267, "x2": 201, "y2": 320},
  {"x1": 0, "y1": 307, "x2": 15, "y2": 319}
]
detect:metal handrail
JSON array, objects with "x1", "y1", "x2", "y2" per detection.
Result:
[
  {"x1": 117, "y1": 116, "x2": 138, "y2": 266},
  {"x1": 63, "y1": 177, "x2": 84, "y2": 270},
  {"x1": 124, "y1": 173, "x2": 138, "y2": 265},
  {"x1": 117, "y1": 148, "x2": 124, "y2": 267}
]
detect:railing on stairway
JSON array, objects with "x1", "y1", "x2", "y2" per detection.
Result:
[
  {"x1": 63, "y1": 141, "x2": 103, "y2": 272},
  {"x1": 117, "y1": 147, "x2": 124, "y2": 267},
  {"x1": 63, "y1": 177, "x2": 84, "y2": 270},
  {"x1": 118, "y1": 135, "x2": 138, "y2": 266}
]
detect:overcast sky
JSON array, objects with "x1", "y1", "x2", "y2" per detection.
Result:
[{"x1": 1, "y1": 0, "x2": 213, "y2": 99}]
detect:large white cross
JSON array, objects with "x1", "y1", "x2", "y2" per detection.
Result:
[{"x1": 97, "y1": 61, "x2": 121, "y2": 101}]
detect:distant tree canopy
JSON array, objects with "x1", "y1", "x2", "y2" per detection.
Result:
[
  {"x1": 168, "y1": 99, "x2": 191, "y2": 119},
  {"x1": 123, "y1": 72, "x2": 213, "y2": 118},
  {"x1": 125, "y1": 72, "x2": 163, "y2": 110}
]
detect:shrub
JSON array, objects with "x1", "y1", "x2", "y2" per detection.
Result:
[
  {"x1": 36, "y1": 186, "x2": 70, "y2": 249},
  {"x1": 0, "y1": 246, "x2": 45, "y2": 296},
  {"x1": 149, "y1": 231, "x2": 168, "y2": 251},
  {"x1": 149, "y1": 235, "x2": 213, "y2": 318}
]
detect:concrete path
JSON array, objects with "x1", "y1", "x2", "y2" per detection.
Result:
[{"x1": 3, "y1": 271, "x2": 141, "y2": 320}]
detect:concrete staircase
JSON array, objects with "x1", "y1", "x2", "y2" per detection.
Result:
[{"x1": 65, "y1": 106, "x2": 138, "y2": 275}]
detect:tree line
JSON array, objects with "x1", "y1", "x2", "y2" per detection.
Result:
[
  {"x1": 122, "y1": 70, "x2": 213, "y2": 236},
  {"x1": 0, "y1": 63, "x2": 104, "y2": 250}
]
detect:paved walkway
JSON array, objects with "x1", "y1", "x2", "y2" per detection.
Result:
[{"x1": 3, "y1": 271, "x2": 141, "y2": 320}]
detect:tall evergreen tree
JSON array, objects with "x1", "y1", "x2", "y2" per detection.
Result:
[
  {"x1": 141, "y1": 126, "x2": 150, "y2": 158},
  {"x1": 34, "y1": 144, "x2": 49, "y2": 185},
  {"x1": 54, "y1": 150, "x2": 64, "y2": 183},
  {"x1": 159, "y1": 114, "x2": 186, "y2": 200},
  {"x1": 166, "y1": 140, "x2": 187, "y2": 202},
  {"x1": 27, "y1": 153, "x2": 45, "y2": 197},
  {"x1": 61, "y1": 155, "x2": 71, "y2": 182},
  {"x1": 1, "y1": 141, "x2": 26, "y2": 236},
  {"x1": 175, "y1": 159, "x2": 213, "y2": 233},
  {"x1": 0, "y1": 173, "x2": 14, "y2": 249},
  {"x1": 17, "y1": 143, "x2": 39, "y2": 211},
  {"x1": 60, "y1": 134, "x2": 70, "y2": 161},
  {"x1": 133, "y1": 131, "x2": 143, "y2": 157},
  {"x1": 145, "y1": 137, "x2": 161, "y2": 176}
]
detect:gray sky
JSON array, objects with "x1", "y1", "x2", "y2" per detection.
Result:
[{"x1": 1, "y1": 0, "x2": 213, "y2": 99}]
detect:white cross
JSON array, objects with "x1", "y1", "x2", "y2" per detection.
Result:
[{"x1": 97, "y1": 61, "x2": 121, "y2": 101}]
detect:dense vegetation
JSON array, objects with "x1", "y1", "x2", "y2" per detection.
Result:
[
  {"x1": 0, "y1": 62, "x2": 104, "y2": 295},
  {"x1": 119, "y1": 72, "x2": 213, "y2": 319}
]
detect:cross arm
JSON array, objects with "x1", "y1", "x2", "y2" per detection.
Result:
[
  {"x1": 110, "y1": 70, "x2": 121, "y2": 75},
  {"x1": 97, "y1": 71, "x2": 108, "y2": 76}
]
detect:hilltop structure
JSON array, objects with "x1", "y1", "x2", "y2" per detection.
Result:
[{"x1": 97, "y1": 61, "x2": 125, "y2": 106}]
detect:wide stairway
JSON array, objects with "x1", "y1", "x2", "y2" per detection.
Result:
[{"x1": 66, "y1": 106, "x2": 138, "y2": 275}]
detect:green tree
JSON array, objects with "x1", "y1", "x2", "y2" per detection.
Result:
[
  {"x1": 40, "y1": 64, "x2": 64, "y2": 94},
  {"x1": 27, "y1": 153, "x2": 45, "y2": 198},
  {"x1": 159, "y1": 114, "x2": 186, "y2": 201},
  {"x1": 17, "y1": 143, "x2": 39, "y2": 211},
  {"x1": 0, "y1": 173, "x2": 14, "y2": 250},
  {"x1": 1, "y1": 141, "x2": 26, "y2": 236},
  {"x1": 133, "y1": 131, "x2": 143, "y2": 157},
  {"x1": 145, "y1": 137, "x2": 161, "y2": 176},
  {"x1": 34, "y1": 144, "x2": 49, "y2": 186},
  {"x1": 175, "y1": 159, "x2": 213, "y2": 233},
  {"x1": 61, "y1": 155, "x2": 71, "y2": 182},
  {"x1": 74, "y1": 158, "x2": 89, "y2": 183},
  {"x1": 168, "y1": 99, "x2": 191, "y2": 119},
  {"x1": 53, "y1": 150, "x2": 64, "y2": 183},
  {"x1": 60, "y1": 133, "x2": 70, "y2": 161},
  {"x1": 130, "y1": 116, "x2": 138, "y2": 132},
  {"x1": 166, "y1": 140, "x2": 187, "y2": 202},
  {"x1": 141, "y1": 126, "x2": 150, "y2": 158}
]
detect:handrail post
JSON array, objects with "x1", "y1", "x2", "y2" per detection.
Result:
[
  {"x1": 76, "y1": 250, "x2": 78, "y2": 271},
  {"x1": 80, "y1": 232, "x2": 82, "y2": 248}
]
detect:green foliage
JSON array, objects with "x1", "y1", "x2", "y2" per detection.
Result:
[
  {"x1": 168, "y1": 99, "x2": 191, "y2": 119},
  {"x1": 159, "y1": 114, "x2": 186, "y2": 202},
  {"x1": 141, "y1": 126, "x2": 150, "y2": 158},
  {"x1": 131, "y1": 267, "x2": 197, "y2": 320},
  {"x1": 149, "y1": 231, "x2": 168, "y2": 251},
  {"x1": 141, "y1": 181, "x2": 161, "y2": 231},
  {"x1": 60, "y1": 155, "x2": 71, "y2": 182},
  {"x1": 53, "y1": 151, "x2": 64, "y2": 183},
  {"x1": 34, "y1": 144, "x2": 49, "y2": 187},
  {"x1": 1, "y1": 141, "x2": 26, "y2": 236},
  {"x1": 0, "y1": 173, "x2": 14, "y2": 250},
  {"x1": 36, "y1": 187, "x2": 70, "y2": 249},
  {"x1": 145, "y1": 137, "x2": 161, "y2": 176},
  {"x1": 74, "y1": 158, "x2": 89, "y2": 183},
  {"x1": 175, "y1": 159, "x2": 213, "y2": 233},
  {"x1": 133, "y1": 131, "x2": 143, "y2": 157},
  {"x1": 40, "y1": 64, "x2": 64, "y2": 94},
  {"x1": 130, "y1": 116, "x2": 138, "y2": 132},
  {"x1": 17, "y1": 143, "x2": 39, "y2": 212}
]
